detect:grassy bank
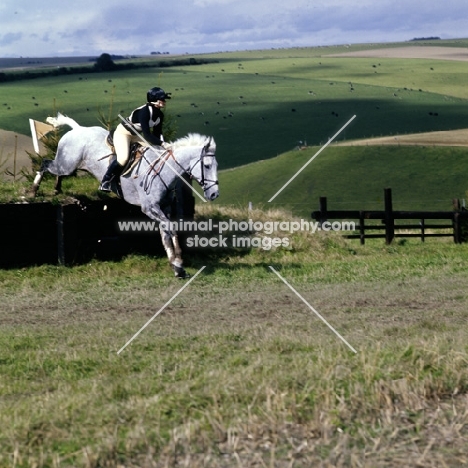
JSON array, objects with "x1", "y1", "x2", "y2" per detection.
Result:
[{"x1": 1, "y1": 205, "x2": 467, "y2": 466}]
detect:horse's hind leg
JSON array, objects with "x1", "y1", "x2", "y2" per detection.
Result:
[
  {"x1": 29, "y1": 170, "x2": 44, "y2": 197},
  {"x1": 29, "y1": 160, "x2": 52, "y2": 197},
  {"x1": 54, "y1": 176, "x2": 63, "y2": 195}
]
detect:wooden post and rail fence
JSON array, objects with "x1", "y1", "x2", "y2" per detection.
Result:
[{"x1": 311, "y1": 188, "x2": 468, "y2": 245}]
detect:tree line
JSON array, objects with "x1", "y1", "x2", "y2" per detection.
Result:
[{"x1": 0, "y1": 53, "x2": 219, "y2": 83}]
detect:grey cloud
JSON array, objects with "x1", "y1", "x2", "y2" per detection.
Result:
[
  {"x1": 0, "y1": 32, "x2": 22, "y2": 47},
  {"x1": 0, "y1": 0, "x2": 466, "y2": 57}
]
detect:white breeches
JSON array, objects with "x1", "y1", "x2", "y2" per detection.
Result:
[{"x1": 113, "y1": 123, "x2": 142, "y2": 165}]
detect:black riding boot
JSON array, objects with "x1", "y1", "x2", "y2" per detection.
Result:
[{"x1": 99, "y1": 160, "x2": 123, "y2": 192}]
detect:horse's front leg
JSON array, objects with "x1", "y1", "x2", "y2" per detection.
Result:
[
  {"x1": 161, "y1": 226, "x2": 188, "y2": 279},
  {"x1": 142, "y1": 204, "x2": 188, "y2": 279},
  {"x1": 170, "y1": 231, "x2": 183, "y2": 268}
]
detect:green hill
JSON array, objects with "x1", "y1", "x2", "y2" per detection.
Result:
[
  {"x1": 2, "y1": 39, "x2": 468, "y2": 212},
  {"x1": 2, "y1": 40, "x2": 468, "y2": 171},
  {"x1": 213, "y1": 145, "x2": 468, "y2": 217}
]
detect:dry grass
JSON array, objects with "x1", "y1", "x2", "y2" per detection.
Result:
[{"x1": 0, "y1": 205, "x2": 467, "y2": 467}]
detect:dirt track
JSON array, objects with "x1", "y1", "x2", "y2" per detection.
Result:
[
  {"x1": 0, "y1": 129, "x2": 34, "y2": 178},
  {"x1": 327, "y1": 45, "x2": 468, "y2": 62},
  {"x1": 337, "y1": 128, "x2": 468, "y2": 147}
]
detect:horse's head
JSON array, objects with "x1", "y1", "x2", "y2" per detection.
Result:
[{"x1": 189, "y1": 137, "x2": 219, "y2": 201}]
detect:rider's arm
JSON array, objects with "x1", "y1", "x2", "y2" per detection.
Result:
[
  {"x1": 152, "y1": 111, "x2": 164, "y2": 143},
  {"x1": 135, "y1": 106, "x2": 164, "y2": 146}
]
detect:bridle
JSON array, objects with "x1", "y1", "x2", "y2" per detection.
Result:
[
  {"x1": 140, "y1": 138, "x2": 218, "y2": 195},
  {"x1": 187, "y1": 138, "x2": 218, "y2": 192}
]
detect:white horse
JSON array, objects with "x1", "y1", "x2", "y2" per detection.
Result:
[{"x1": 31, "y1": 113, "x2": 219, "y2": 278}]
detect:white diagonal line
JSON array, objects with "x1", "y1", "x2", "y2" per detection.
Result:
[
  {"x1": 118, "y1": 114, "x2": 207, "y2": 203},
  {"x1": 268, "y1": 114, "x2": 356, "y2": 202},
  {"x1": 117, "y1": 266, "x2": 206, "y2": 354},
  {"x1": 268, "y1": 266, "x2": 357, "y2": 353}
]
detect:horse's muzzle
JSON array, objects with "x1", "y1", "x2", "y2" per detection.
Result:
[
  {"x1": 207, "y1": 190, "x2": 219, "y2": 201},
  {"x1": 204, "y1": 184, "x2": 219, "y2": 201}
]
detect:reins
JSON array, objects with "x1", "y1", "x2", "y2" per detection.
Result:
[
  {"x1": 126, "y1": 139, "x2": 218, "y2": 196},
  {"x1": 140, "y1": 148, "x2": 180, "y2": 193}
]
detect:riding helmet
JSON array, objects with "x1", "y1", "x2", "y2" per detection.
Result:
[{"x1": 147, "y1": 87, "x2": 171, "y2": 102}]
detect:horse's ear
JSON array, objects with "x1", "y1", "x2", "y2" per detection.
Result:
[{"x1": 204, "y1": 137, "x2": 212, "y2": 152}]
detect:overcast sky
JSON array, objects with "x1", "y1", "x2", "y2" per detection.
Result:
[{"x1": 0, "y1": 0, "x2": 466, "y2": 57}]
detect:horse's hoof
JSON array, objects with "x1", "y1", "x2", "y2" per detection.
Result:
[{"x1": 173, "y1": 265, "x2": 190, "y2": 279}]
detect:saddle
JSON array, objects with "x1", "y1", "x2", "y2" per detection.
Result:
[{"x1": 105, "y1": 131, "x2": 147, "y2": 176}]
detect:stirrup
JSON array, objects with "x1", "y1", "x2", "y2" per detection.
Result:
[{"x1": 99, "y1": 180, "x2": 112, "y2": 192}]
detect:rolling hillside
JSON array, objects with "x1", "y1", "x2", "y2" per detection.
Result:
[
  {"x1": 214, "y1": 145, "x2": 468, "y2": 217},
  {"x1": 1, "y1": 39, "x2": 468, "y2": 213}
]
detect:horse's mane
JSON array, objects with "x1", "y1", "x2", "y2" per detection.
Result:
[{"x1": 172, "y1": 133, "x2": 216, "y2": 150}]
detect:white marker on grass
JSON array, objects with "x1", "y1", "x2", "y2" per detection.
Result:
[
  {"x1": 268, "y1": 115, "x2": 356, "y2": 202},
  {"x1": 117, "y1": 266, "x2": 206, "y2": 354},
  {"x1": 269, "y1": 266, "x2": 357, "y2": 353}
]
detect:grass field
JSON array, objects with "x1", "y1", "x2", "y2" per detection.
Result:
[
  {"x1": 1, "y1": 204, "x2": 468, "y2": 466},
  {"x1": 1, "y1": 40, "x2": 468, "y2": 466},
  {"x1": 2, "y1": 39, "x2": 468, "y2": 172},
  {"x1": 2, "y1": 39, "x2": 468, "y2": 215}
]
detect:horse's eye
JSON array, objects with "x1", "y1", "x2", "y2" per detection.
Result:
[{"x1": 204, "y1": 164, "x2": 211, "y2": 169}]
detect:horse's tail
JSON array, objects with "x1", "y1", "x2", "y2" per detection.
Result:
[{"x1": 46, "y1": 112, "x2": 81, "y2": 130}]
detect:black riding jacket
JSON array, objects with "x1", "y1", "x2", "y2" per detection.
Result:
[{"x1": 128, "y1": 103, "x2": 164, "y2": 146}]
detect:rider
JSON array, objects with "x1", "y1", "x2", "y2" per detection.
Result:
[{"x1": 99, "y1": 86, "x2": 171, "y2": 192}]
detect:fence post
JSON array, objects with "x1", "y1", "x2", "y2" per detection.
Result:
[
  {"x1": 359, "y1": 211, "x2": 365, "y2": 245},
  {"x1": 319, "y1": 196, "x2": 328, "y2": 224},
  {"x1": 384, "y1": 188, "x2": 394, "y2": 244},
  {"x1": 453, "y1": 199, "x2": 461, "y2": 243},
  {"x1": 56, "y1": 205, "x2": 65, "y2": 265},
  {"x1": 454, "y1": 212, "x2": 460, "y2": 243}
]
